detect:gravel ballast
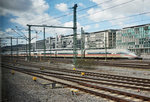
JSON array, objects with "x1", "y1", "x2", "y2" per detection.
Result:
[
  {"x1": 31, "y1": 61, "x2": 150, "y2": 79},
  {"x1": 2, "y1": 68, "x2": 109, "y2": 102},
  {"x1": 2, "y1": 60, "x2": 150, "y2": 102}
]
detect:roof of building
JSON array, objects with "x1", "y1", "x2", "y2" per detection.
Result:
[
  {"x1": 123, "y1": 23, "x2": 150, "y2": 29},
  {"x1": 90, "y1": 29, "x2": 119, "y2": 34}
]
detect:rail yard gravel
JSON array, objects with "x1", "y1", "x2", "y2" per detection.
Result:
[
  {"x1": 2, "y1": 68, "x2": 109, "y2": 102},
  {"x1": 30, "y1": 61, "x2": 150, "y2": 79},
  {"x1": 2, "y1": 60, "x2": 150, "y2": 102}
]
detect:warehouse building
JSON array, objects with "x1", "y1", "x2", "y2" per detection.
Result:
[{"x1": 116, "y1": 24, "x2": 150, "y2": 55}]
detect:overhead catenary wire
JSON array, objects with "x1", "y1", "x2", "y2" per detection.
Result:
[
  {"x1": 9, "y1": 23, "x2": 42, "y2": 41},
  {"x1": 28, "y1": 0, "x2": 131, "y2": 28},
  {"x1": 11, "y1": 29, "x2": 28, "y2": 40},
  {"x1": 15, "y1": 26, "x2": 28, "y2": 39},
  {"x1": 77, "y1": 0, "x2": 136, "y2": 20},
  {"x1": 77, "y1": 0, "x2": 114, "y2": 12},
  {"x1": 90, "y1": 18, "x2": 150, "y2": 32},
  {"x1": 6, "y1": 0, "x2": 147, "y2": 37},
  {"x1": 2, "y1": 21, "x2": 29, "y2": 39},
  {"x1": 81, "y1": 11, "x2": 150, "y2": 26},
  {"x1": 37, "y1": 12, "x2": 73, "y2": 25},
  {"x1": 4, "y1": 0, "x2": 139, "y2": 29},
  {"x1": 57, "y1": 0, "x2": 137, "y2": 26},
  {"x1": 37, "y1": 0, "x2": 116, "y2": 25}
]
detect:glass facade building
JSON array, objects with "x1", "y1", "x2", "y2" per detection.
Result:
[{"x1": 116, "y1": 24, "x2": 150, "y2": 55}]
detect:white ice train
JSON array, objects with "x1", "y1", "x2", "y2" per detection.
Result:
[
  {"x1": 4, "y1": 49, "x2": 139, "y2": 59},
  {"x1": 55, "y1": 49, "x2": 139, "y2": 59}
]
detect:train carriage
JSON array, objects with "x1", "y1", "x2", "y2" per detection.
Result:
[
  {"x1": 2, "y1": 48, "x2": 140, "y2": 59},
  {"x1": 85, "y1": 49, "x2": 138, "y2": 59}
]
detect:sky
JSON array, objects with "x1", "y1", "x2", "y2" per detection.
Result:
[{"x1": 1, "y1": 0, "x2": 150, "y2": 45}]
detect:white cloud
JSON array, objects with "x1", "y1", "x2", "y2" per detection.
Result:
[
  {"x1": 31, "y1": 0, "x2": 49, "y2": 14},
  {"x1": 53, "y1": 21, "x2": 85, "y2": 35},
  {"x1": 87, "y1": 8, "x2": 113, "y2": 22},
  {"x1": 55, "y1": 3, "x2": 68, "y2": 12},
  {"x1": 84, "y1": 25, "x2": 91, "y2": 30},
  {"x1": 0, "y1": 0, "x2": 32, "y2": 16},
  {"x1": 10, "y1": 13, "x2": 61, "y2": 27},
  {"x1": 0, "y1": 0, "x2": 32, "y2": 13},
  {"x1": 90, "y1": 0, "x2": 101, "y2": 4},
  {"x1": 79, "y1": 3, "x2": 85, "y2": 8},
  {"x1": 0, "y1": 28, "x2": 14, "y2": 38},
  {"x1": 0, "y1": 31, "x2": 3, "y2": 35},
  {"x1": 0, "y1": 0, "x2": 74, "y2": 37},
  {"x1": 0, "y1": 0, "x2": 58, "y2": 23},
  {"x1": 5, "y1": 28, "x2": 12, "y2": 33},
  {"x1": 0, "y1": 0, "x2": 64, "y2": 36},
  {"x1": 0, "y1": 0, "x2": 51, "y2": 26},
  {"x1": 95, "y1": 24, "x2": 99, "y2": 28},
  {"x1": 0, "y1": 31, "x2": 6, "y2": 37},
  {"x1": 88, "y1": 0, "x2": 150, "y2": 27}
]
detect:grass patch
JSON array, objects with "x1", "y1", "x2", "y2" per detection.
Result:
[{"x1": 76, "y1": 59, "x2": 97, "y2": 70}]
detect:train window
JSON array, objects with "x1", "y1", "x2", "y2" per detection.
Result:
[
  {"x1": 88, "y1": 52, "x2": 103, "y2": 54},
  {"x1": 58, "y1": 53, "x2": 73, "y2": 54},
  {"x1": 106, "y1": 52, "x2": 111, "y2": 54},
  {"x1": 116, "y1": 52, "x2": 129, "y2": 54},
  {"x1": 88, "y1": 52, "x2": 111, "y2": 54}
]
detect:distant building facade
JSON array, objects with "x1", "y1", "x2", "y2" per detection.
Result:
[
  {"x1": 2, "y1": 29, "x2": 118, "y2": 53},
  {"x1": 116, "y1": 24, "x2": 150, "y2": 55},
  {"x1": 85, "y1": 29, "x2": 117, "y2": 49},
  {"x1": 45, "y1": 34, "x2": 81, "y2": 50},
  {"x1": 43, "y1": 29, "x2": 117, "y2": 51},
  {"x1": 4, "y1": 23, "x2": 150, "y2": 57}
]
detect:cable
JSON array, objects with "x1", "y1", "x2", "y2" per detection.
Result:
[
  {"x1": 78, "y1": 0, "x2": 114, "y2": 12},
  {"x1": 15, "y1": 26, "x2": 28, "y2": 38},
  {"x1": 11, "y1": 29, "x2": 28, "y2": 40},
  {"x1": 90, "y1": 18, "x2": 150, "y2": 32},
  {"x1": 78, "y1": 0, "x2": 136, "y2": 20},
  {"x1": 82, "y1": 11, "x2": 150, "y2": 26},
  {"x1": 36, "y1": 0, "x2": 116, "y2": 25},
  {"x1": 58, "y1": 0, "x2": 137, "y2": 26}
]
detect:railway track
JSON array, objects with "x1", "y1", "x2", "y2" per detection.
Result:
[
  {"x1": 11, "y1": 61, "x2": 150, "y2": 84},
  {"x1": 4, "y1": 63, "x2": 150, "y2": 91},
  {"x1": 2, "y1": 63, "x2": 150, "y2": 102},
  {"x1": 2, "y1": 57, "x2": 150, "y2": 69},
  {"x1": 3, "y1": 61, "x2": 150, "y2": 86}
]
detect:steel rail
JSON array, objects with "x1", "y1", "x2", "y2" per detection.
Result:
[
  {"x1": 3, "y1": 65, "x2": 150, "y2": 102},
  {"x1": 12, "y1": 61, "x2": 150, "y2": 84},
  {"x1": 2, "y1": 65, "x2": 131, "y2": 102},
  {"x1": 3, "y1": 63, "x2": 150, "y2": 91}
]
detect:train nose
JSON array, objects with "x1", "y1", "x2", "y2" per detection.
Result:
[{"x1": 129, "y1": 53, "x2": 139, "y2": 59}]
